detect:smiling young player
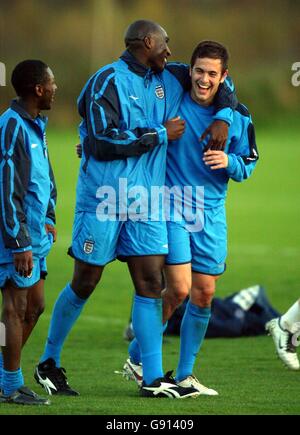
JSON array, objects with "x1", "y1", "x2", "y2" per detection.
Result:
[{"x1": 164, "y1": 41, "x2": 258, "y2": 393}]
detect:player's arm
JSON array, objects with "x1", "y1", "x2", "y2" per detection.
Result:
[
  {"x1": 213, "y1": 77, "x2": 238, "y2": 124},
  {"x1": 165, "y1": 62, "x2": 191, "y2": 91},
  {"x1": 77, "y1": 116, "x2": 184, "y2": 159},
  {"x1": 203, "y1": 106, "x2": 259, "y2": 181},
  {"x1": 166, "y1": 64, "x2": 238, "y2": 150},
  {"x1": 0, "y1": 118, "x2": 33, "y2": 276},
  {"x1": 45, "y1": 155, "x2": 57, "y2": 242},
  {"x1": 225, "y1": 112, "x2": 258, "y2": 181},
  {"x1": 80, "y1": 70, "x2": 168, "y2": 161}
]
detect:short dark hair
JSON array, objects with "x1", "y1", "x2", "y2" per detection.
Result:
[
  {"x1": 190, "y1": 41, "x2": 229, "y2": 72},
  {"x1": 11, "y1": 60, "x2": 49, "y2": 97}
]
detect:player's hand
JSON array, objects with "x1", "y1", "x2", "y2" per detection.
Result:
[
  {"x1": 203, "y1": 150, "x2": 228, "y2": 170},
  {"x1": 164, "y1": 116, "x2": 185, "y2": 141},
  {"x1": 45, "y1": 224, "x2": 57, "y2": 242},
  {"x1": 13, "y1": 251, "x2": 33, "y2": 278},
  {"x1": 200, "y1": 120, "x2": 228, "y2": 151},
  {"x1": 76, "y1": 143, "x2": 83, "y2": 158}
]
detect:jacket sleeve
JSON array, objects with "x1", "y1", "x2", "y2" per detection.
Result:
[
  {"x1": 226, "y1": 109, "x2": 259, "y2": 182},
  {"x1": 78, "y1": 68, "x2": 167, "y2": 161},
  {"x1": 213, "y1": 77, "x2": 238, "y2": 126},
  {"x1": 45, "y1": 155, "x2": 57, "y2": 226},
  {"x1": 166, "y1": 63, "x2": 238, "y2": 125},
  {"x1": 165, "y1": 62, "x2": 191, "y2": 91},
  {"x1": 0, "y1": 117, "x2": 32, "y2": 251}
]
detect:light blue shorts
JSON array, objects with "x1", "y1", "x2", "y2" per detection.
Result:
[
  {"x1": 69, "y1": 212, "x2": 168, "y2": 266},
  {"x1": 166, "y1": 206, "x2": 227, "y2": 275},
  {"x1": 0, "y1": 257, "x2": 47, "y2": 289}
]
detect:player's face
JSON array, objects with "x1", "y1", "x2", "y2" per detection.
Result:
[
  {"x1": 38, "y1": 67, "x2": 57, "y2": 110},
  {"x1": 190, "y1": 57, "x2": 228, "y2": 106},
  {"x1": 148, "y1": 28, "x2": 171, "y2": 73}
]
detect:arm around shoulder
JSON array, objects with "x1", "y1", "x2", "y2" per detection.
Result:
[{"x1": 226, "y1": 109, "x2": 259, "y2": 182}]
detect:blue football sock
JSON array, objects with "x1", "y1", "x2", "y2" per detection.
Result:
[
  {"x1": 176, "y1": 302, "x2": 211, "y2": 382},
  {"x1": 2, "y1": 368, "x2": 24, "y2": 397},
  {"x1": 0, "y1": 352, "x2": 3, "y2": 390},
  {"x1": 40, "y1": 283, "x2": 87, "y2": 367},
  {"x1": 128, "y1": 321, "x2": 168, "y2": 365},
  {"x1": 132, "y1": 295, "x2": 164, "y2": 385}
]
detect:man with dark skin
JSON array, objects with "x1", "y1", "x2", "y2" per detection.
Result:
[
  {"x1": 0, "y1": 60, "x2": 57, "y2": 405},
  {"x1": 36, "y1": 20, "x2": 235, "y2": 399}
]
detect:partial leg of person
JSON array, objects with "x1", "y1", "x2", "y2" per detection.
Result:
[
  {"x1": 120, "y1": 218, "x2": 199, "y2": 398},
  {"x1": 35, "y1": 214, "x2": 123, "y2": 395},
  {"x1": 125, "y1": 314, "x2": 169, "y2": 386},
  {"x1": 125, "y1": 223, "x2": 191, "y2": 384},
  {"x1": 0, "y1": 279, "x2": 45, "y2": 395},
  {"x1": 0, "y1": 281, "x2": 49, "y2": 405},
  {"x1": 127, "y1": 256, "x2": 199, "y2": 398},
  {"x1": 266, "y1": 298, "x2": 300, "y2": 370},
  {"x1": 22, "y1": 279, "x2": 45, "y2": 346},
  {"x1": 126, "y1": 271, "x2": 168, "y2": 372},
  {"x1": 162, "y1": 264, "x2": 191, "y2": 323},
  {"x1": 1, "y1": 283, "x2": 27, "y2": 388},
  {"x1": 175, "y1": 272, "x2": 219, "y2": 395},
  {"x1": 35, "y1": 260, "x2": 103, "y2": 395},
  {"x1": 127, "y1": 255, "x2": 166, "y2": 386},
  {"x1": 281, "y1": 299, "x2": 300, "y2": 331},
  {"x1": 39, "y1": 260, "x2": 103, "y2": 367},
  {"x1": 172, "y1": 205, "x2": 226, "y2": 394}
]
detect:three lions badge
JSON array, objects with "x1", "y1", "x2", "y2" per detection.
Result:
[
  {"x1": 155, "y1": 85, "x2": 165, "y2": 99},
  {"x1": 84, "y1": 239, "x2": 95, "y2": 254}
]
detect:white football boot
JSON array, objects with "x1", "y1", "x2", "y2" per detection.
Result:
[
  {"x1": 265, "y1": 318, "x2": 300, "y2": 370},
  {"x1": 122, "y1": 358, "x2": 143, "y2": 386},
  {"x1": 177, "y1": 375, "x2": 219, "y2": 396}
]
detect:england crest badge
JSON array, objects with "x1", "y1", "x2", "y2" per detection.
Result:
[
  {"x1": 84, "y1": 239, "x2": 95, "y2": 254},
  {"x1": 155, "y1": 85, "x2": 165, "y2": 99}
]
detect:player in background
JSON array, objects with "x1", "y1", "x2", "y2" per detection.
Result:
[
  {"x1": 0, "y1": 60, "x2": 57, "y2": 405},
  {"x1": 35, "y1": 20, "x2": 236, "y2": 399},
  {"x1": 124, "y1": 41, "x2": 258, "y2": 395},
  {"x1": 266, "y1": 299, "x2": 300, "y2": 370}
]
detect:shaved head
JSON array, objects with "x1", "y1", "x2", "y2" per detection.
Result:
[
  {"x1": 124, "y1": 20, "x2": 171, "y2": 73},
  {"x1": 124, "y1": 20, "x2": 165, "y2": 47}
]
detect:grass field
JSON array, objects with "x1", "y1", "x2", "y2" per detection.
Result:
[{"x1": 1, "y1": 123, "x2": 300, "y2": 415}]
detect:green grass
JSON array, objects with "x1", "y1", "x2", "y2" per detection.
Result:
[{"x1": 1, "y1": 124, "x2": 300, "y2": 415}]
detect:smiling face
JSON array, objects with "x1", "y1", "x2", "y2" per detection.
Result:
[
  {"x1": 147, "y1": 27, "x2": 171, "y2": 73},
  {"x1": 190, "y1": 57, "x2": 228, "y2": 106},
  {"x1": 37, "y1": 67, "x2": 57, "y2": 110}
]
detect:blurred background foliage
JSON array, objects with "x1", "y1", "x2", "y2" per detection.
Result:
[{"x1": 0, "y1": 0, "x2": 299, "y2": 128}]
